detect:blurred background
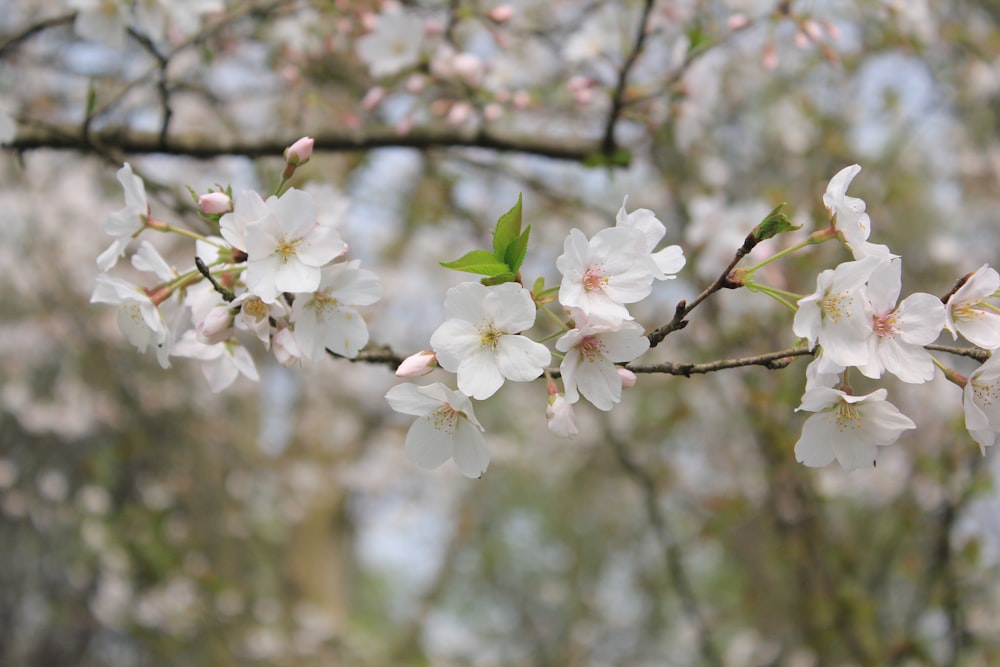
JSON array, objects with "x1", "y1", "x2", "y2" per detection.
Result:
[{"x1": 2, "y1": 0, "x2": 1000, "y2": 665}]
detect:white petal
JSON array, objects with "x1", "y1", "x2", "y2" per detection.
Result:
[
  {"x1": 494, "y1": 335, "x2": 550, "y2": 382},
  {"x1": 405, "y1": 416, "x2": 454, "y2": 470},
  {"x1": 386, "y1": 383, "x2": 440, "y2": 417},
  {"x1": 457, "y1": 349, "x2": 505, "y2": 400},
  {"x1": 794, "y1": 414, "x2": 838, "y2": 467},
  {"x1": 451, "y1": 420, "x2": 490, "y2": 478}
]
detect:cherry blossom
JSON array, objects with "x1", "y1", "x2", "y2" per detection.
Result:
[
  {"x1": 395, "y1": 350, "x2": 437, "y2": 378},
  {"x1": 794, "y1": 386, "x2": 916, "y2": 470},
  {"x1": 556, "y1": 227, "x2": 659, "y2": 327},
  {"x1": 615, "y1": 197, "x2": 686, "y2": 280},
  {"x1": 243, "y1": 188, "x2": 347, "y2": 302},
  {"x1": 556, "y1": 316, "x2": 649, "y2": 411},
  {"x1": 356, "y1": 12, "x2": 425, "y2": 78},
  {"x1": 91, "y1": 274, "x2": 172, "y2": 368},
  {"x1": 822, "y1": 164, "x2": 891, "y2": 259},
  {"x1": 219, "y1": 190, "x2": 270, "y2": 253},
  {"x1": 291, "y1": 260, "x2": 383, "y2": 360},
  {"x1": 793, "y1": 256, "x2": 883, "y2": 367},
  {"x1": 963, "y1": 353, "x2": 1000, "y2": 454},
  {"x1": 945, "y1": 264, "x2": 1000, "y2": 350},
  {"x1": 430, "y1": 282, "x2": 551, "y2": 400},
  {"x1": 546, "y1": 393, "x2": 578, "y2": 437},
  {"x1": 857, "y1": 258, "x2": 945, "y2": 383},
  {"x1": 172, "y1": 331, "x2": 259, "y2": 393},
  {"x1": 97, "y1": 163, "x2": 150, "y2": 271},
  {"x1": 385, "y1": 382, "x2": 489, "y2": 478}
]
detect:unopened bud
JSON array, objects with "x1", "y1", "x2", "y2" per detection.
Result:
[
  {"x1": 396, "y1": 350, "x2": 437, "y2": 377},
  {"x1": 197, "y1": 305, "x2": 235, "y2": 344},
  {"x1": 284, "y1": 136, "x2": 314, "y2": 166},
  {"x1": 198, "y1": 192, "x2": 232, "y2": 215},
  {"x1": 618, "y1": 368, "x2": 637, "y2": 388},
  {"x1": 487, "y1": 5, "x2": 514, "y2": 23}
]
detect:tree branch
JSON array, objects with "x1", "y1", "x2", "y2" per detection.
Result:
[{"x1": 6, "y1": 123, "x2": 601, "y2": 162}]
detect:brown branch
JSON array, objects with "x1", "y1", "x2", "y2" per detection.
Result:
[
  {"x1": 6, "y1": 123, "x2": 600, "y2": 162},
  {"x1": 600, "y1": 0, "x2": 658, "y2": 158},
  {"x1": 0, "y1": 13, "x2": 75, "y2": 58},
  {"x1": 925, "y1": 344, "x2": 989, "y2": 363},
  {"x1": 628, "y1": 346, "x2": 815, "y2": 377}
]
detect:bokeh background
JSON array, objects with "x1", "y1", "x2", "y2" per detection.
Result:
[{"x1": 2, "y1": 1, "x2": 1000, "y2": 665}]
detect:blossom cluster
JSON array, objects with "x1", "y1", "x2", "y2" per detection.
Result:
[
  {"x1": 790, "y1": 165, "x2": 1000, "y2": 470},
  {"x1": 387, "y1": 197, "x2": 685, "y2": 477},
  {"x1": 91, "y1": 138, "x2": 382, "y2": 392}
]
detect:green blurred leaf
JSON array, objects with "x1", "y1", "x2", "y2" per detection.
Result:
[
  {"x1": 481, "y1": 272, "x2": 517, "y2": 286},
  {"x1": 493, "y1": 194, "x2": 523, "y2": 259},
  {"x1": 583, "y1": 148, "x2": 632, "y2": 168},
  {"x1": 440, "y1": 249, "x2": 511, "y2": 276}
]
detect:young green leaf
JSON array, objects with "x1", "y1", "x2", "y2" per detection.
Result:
[
  {"x1": 440, "y1": 249, "x2": 511, "y2": 276},
  {"x1": 492, "y1": 194, "x2": 523, "y2": 259},
  {"x1": 481, "y1": 272, "x2": 517, "y2": 286},
  {"x1": 752, "y1": 203, "x2": 800, "y2": 242},
  {"x1": 504, "y1": 225, "x2": 531, "y2": 273}
]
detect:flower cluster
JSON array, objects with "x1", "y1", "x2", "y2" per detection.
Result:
[
  {"x1": 91, "y1": 139, "x2": 382, "y2": 392},
  {"x1": 386, "y1": 196, "x2": 684, "y2": 477},
  {"x1": 791, "y1": 165, "x2": 1000, "y2": 470}
]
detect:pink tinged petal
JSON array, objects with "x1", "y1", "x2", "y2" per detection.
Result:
[
  {"x1": 576, "y1": 357, "x2": 622, "y2": 411},
  {"x1": 386, "y1": 383, "x2": 443, "y2": 417},
  {"x1": 267, "y1": 188, "x2": 318, "y2": 236},
  {"x1": 274, "y1": 259, "x2": 322, "y2": 295},
  {"x1": 297, "y1": 223, "x2": 347, "y2": 267},
  {"x1": 452, "y1": 420, "x2": 490, "y2": 478},
  {"x1": 430, "y1": 319, "x2": 484, "y2": 371},
  {"x1": 484, "y1": 284, "x2": 536, "y2": 332},
  {"x1": 652, "y1": 245, "x2": 685, "y2": 277},
  {"x1": 457, "y1": 349, "x2": 505, "y2": 400},
  {"x1": 598, "y1": 327, "x2": 650, "y2": 362},
  {"x1": 443, "y1": 282, "x2": 488, "y2": 321},
  {"x1": 956, "y1": 310, "x2": 1000, "y2": 350},
  {"x1": 794, "y1": 413, "x2": 839, "y2": 468},
  {"x1": 879, "y1": 338, "x2": 935, "y2": 384},
  {"x1": 823, "y1": 164, "x2": 862, "y2": 211},
  {"x1": 859, "y1": 399, "x2": 916, "y2": 446},
  {"x1": 896, "y1": 293, "x2": 946, "y2": 345},
  {"x1": 494, "y1": 335, "x2": 551, "y2": 382},
  {"x1": 405, "y1": 415, "x2": 456, "y2": 470},
  {"x1": 867, "y1": 258, "x2": 902, "y2": 313}
]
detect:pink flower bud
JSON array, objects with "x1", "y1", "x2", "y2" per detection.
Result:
[
  {"x1": 198, "y1": 192, "x2": 232, "y2": 215},
  {"x1": 395, "y1": 350, "x2": 437, "y2": 377},
  {"x1": 483, "y1": 103, "x2": 503, "y2": 122},
  {"x1": 446, "y1": 101, "x2": 472, "y2": 125},
  {"x1": 197, "y1": 305, "x2": 235, "y2": 344},
  {"x1": 618, "y1": 368, "x2": 637, "y2": 389},
  {"x1": 487, "y1": 5, "x2": 514, "y2": 23},
  {"x1": 451, "y1": 52, "x2": 483, "y2": 86},
  {"x1": 361, "y1": 86, "x2": 386, "y2": 111},
  {"x1": 727, "y1": 13, "x2": 751, "y2": 31},
  {"x1": 284, "y1": 136, "x2": 314, "y2": 166}
]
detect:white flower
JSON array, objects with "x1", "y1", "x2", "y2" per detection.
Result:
[
  {"x1": 172, "y1": 331, "x2": 259, "y2": 393},
  {"x1": 793, "y1": 256, "x2": 883, "y2": 367},
  {"x1": 69, "y1": 0, "x2": 130, "y2": 49},
  {"x1": 615, "y1": 197, "x2": 686, "y2": 280},
  {"x1": 822, "y1": 164, "x2": 891, "y2": 259},
  {"x1": 794, "y1": 386, "x2": 916, "y2": 470},
  {"x1": 945, "y1": 264, "x2": 1000, "y2": 350},
  {"x1": 804, "y1": 354, "x2": 844, "y2": 391},
  {"x1": 556, "y1": 316, "x2": 649, "y2": 410},
  {"x1": 857, "y1": 258, "x2": 945, "y2": 383},
  {"x1": 356, "y1": 12, "x2": 424, "y2": 78},
  {"x1": 220, "y1": 190, "x2": 270, "y2": 253},
  {"x1": 134, "y1": 0, "x2": 224, "y2": 42},
  {"x1": 244, "y1": 188, "x2": 347, "y2": 302},
  {"x1": 291, "y1": 260, "x2": 382, "y2": 360},
  {"x1": 963, "y1": 353, "x2": 1000, "y2": 454},
  {"x1": 91, "y1": 274, "x2": 171, "y2": 368},
  {"x1": 385, "y1": 382, "x2": 489, "y2": 478},
  {"x1": 430, "y1": 282, "x2": 551, "y2": 400},
  {"x1": 97, "y1": 163, "x2": 149, "y2": 271},
  {"x1": 231, "y1": 292, "x2": 288, "y2": 348},
  {"x1": 556, "y1": 227, "x2": 659, "y2": 327},
  {"x1": 546, "y1": 393, "x2": 579, "y2": 437}
]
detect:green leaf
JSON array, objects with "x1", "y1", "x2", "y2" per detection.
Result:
[
  {"x1": 504, "y1": 225, "x2": 531, "y2": 273},
  {"x1": 492, "y1": 194, "x2": 523, "y2": 259},
  {"x1": 582, "y1": 148, "x2": 632, "y2": 168},
  {"x1": 440, "y1": 249, "x2": 511, "y2": 276},
  {"x1": 752, "y1": 203, "x2": 800, "y2": 242},
  {"x1": 481, "y1": 272, "x2": 517, "y2": 286}
]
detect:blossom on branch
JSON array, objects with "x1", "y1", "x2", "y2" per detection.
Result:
[
  {"x1": 794, "y1": 386, "x2": 916, "y2": 471},
  {"x1": 963, "y1": 353, "x2": 1000, "y2": 454},
  {"x1": 615, "y1": 197, "x2": 686, "y2": 280},
  {"x1": 291, "y1": 260, "x2": 383, "y2": 360},
  {"x1": 91, "y1": 274, "x2": 172, "y2": 368},
  {"x1": 556, "y1": 315, "x2": 649, "y2": 411},
  {"x1": 822, "y1": 164, "x2": 891, "y2": 259},
  {"x1": 945, "y1": 264, "x2": 1000, "y2": 350},
  {"x1": 857, "y1": 258, "x2": 945, "y2": 383},
  {"x1": 430, "y1": 282, "x2": 551, "y2": 400},
  {"x1": 385, "y1": 382, "x2": 489, "y2": 478},
  {"x1": 98, "y1": 163, "x2": 150, "y2": 271},
  {"x1": 172, "y1": 331, "x2": 259, "y2": 393}
]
